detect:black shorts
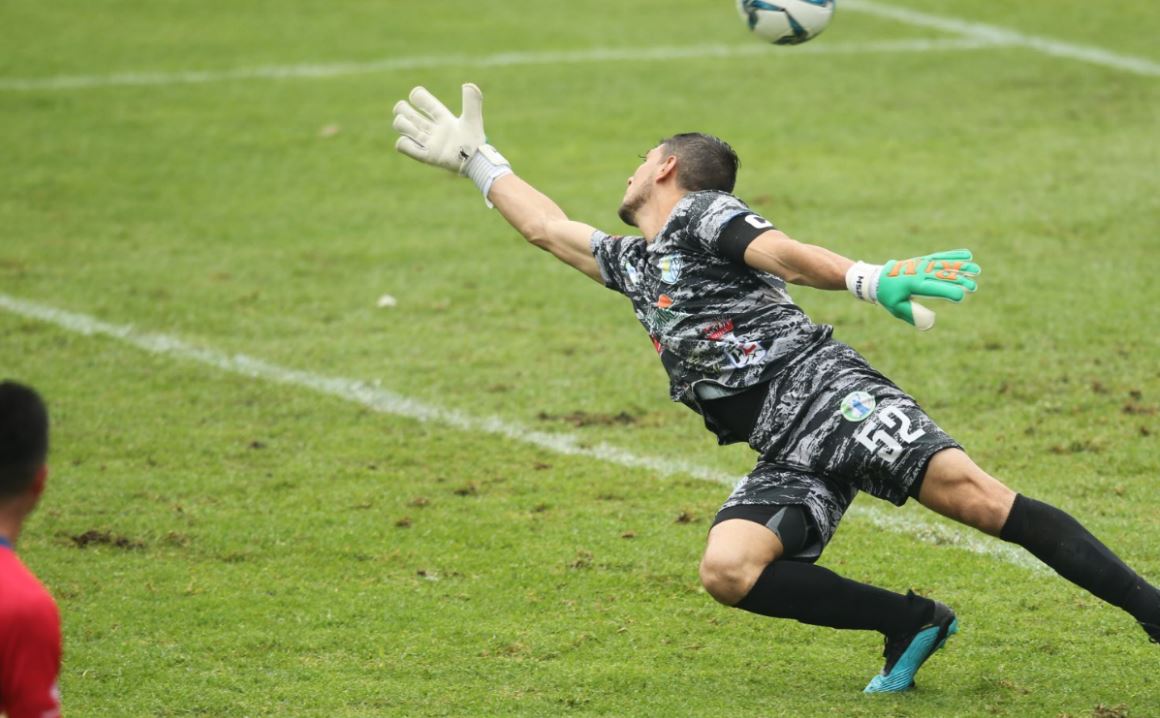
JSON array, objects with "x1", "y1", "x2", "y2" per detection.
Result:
[
  {"x1": 712, "y1": 503, "x2": 825, "y2": 562},
  {"x1": 713, "y1": 340, "x2": 959, "y2": 560}
]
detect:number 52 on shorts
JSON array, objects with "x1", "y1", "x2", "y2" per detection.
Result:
[{"x1": 854, "y1": 406, "x2": 927, "y2": 463}]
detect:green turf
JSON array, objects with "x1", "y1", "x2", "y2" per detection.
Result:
[{"x1": 1, "y1": 1, "x2": 1158, "y2": 715}]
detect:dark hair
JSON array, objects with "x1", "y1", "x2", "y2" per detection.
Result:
[
  {"x1": 660, "y1": 133, "x2": 740, "y2": 193},
  {"x1": 0, "y1": 381, "x2": 49, "y2": 497}
]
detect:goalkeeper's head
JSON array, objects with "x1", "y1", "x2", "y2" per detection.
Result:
[
  {"x1": 0, "y1": 381, "x2": 49, "y2": 521},
  {"x1": 618, "y1": 132, "x2": 739, "y2": 227}
]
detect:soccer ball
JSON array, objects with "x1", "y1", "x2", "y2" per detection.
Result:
[{"x1": 736, "y1": 0, "x2": 835, "y2": 45}]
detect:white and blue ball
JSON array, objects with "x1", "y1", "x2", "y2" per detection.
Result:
[{"x1": 736, "y1": 0, "x2": 835, "y2": 45}]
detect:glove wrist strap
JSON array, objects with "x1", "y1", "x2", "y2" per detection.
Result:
[
  {"x1": 846, "y1": 261, "x2": 881, "y2": 304},
  {"x1": 463, "y1": 144, "x2": 512, "y2": 208}
]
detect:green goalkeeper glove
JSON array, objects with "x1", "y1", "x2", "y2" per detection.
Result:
[
  {"x1": 393, "y1": 83, "x2": 511, "y2": 206},
  {"x1": 845, "y1": 249, "x2": 980, "y2": 331}
]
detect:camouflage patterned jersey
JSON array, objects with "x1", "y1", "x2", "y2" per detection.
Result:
[
  {"x1": 590, "y1": 190, "x2": 830, "y2": 432},
  {"x1": 591, "y1": 190, "x2": 960, "y2": 554}
]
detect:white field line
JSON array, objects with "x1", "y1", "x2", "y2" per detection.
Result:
[
  {"x1": 0, "y1": 38, "x2": 1002, "y2": 91},
  {"x1": 849, "y1": 505, "x2": 1044, "y2": 573},
  {"x1": 844, "y1": 0, "x2": 1160, "y2": 77},
  {"x1": 2, "y1": 4, "x2": 1156, "y2": 92},
  {"x1": 0, "y1": 292, "x2": 1045, "y2": 573}
]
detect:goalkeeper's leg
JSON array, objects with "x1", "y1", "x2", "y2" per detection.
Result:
[
  {"x1": 700, "y1": 517, "x2": 958, "y2": 692},
  {"x1": 918, "y1": 449, "x2": 1160, "y2": 642},
  {"x1": 700, "y1": 518, "x2": 937, "y2": 633}
]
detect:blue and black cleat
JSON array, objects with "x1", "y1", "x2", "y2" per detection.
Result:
[{"x1": 864, "y1": 596, "x2": 958, "y2": 694}]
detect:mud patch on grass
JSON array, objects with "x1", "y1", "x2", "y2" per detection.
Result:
[
  {"x1": 69, "y1": 530, "x2": 145, "y2": 550},
  {"x1": 536, "y1": 410, "x2": 640, "y2": 427},
  {"x1": 1122, "y1": 401, "x2": 1156, "y2": 416},
  {"x1": 1049, "y1": 439, "x2": 1104, "y2": 455},
  {"x1": 568, "y1": 550, "x2": 594, "y2": 570}
]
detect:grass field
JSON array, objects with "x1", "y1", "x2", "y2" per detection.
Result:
[{"x1": 1, "y1": 1, "x2": 1158, "y2": 715}]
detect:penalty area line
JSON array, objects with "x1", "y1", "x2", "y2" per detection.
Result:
[
  {"x1": 0, "y1": 292, "x2": 1044, "y2": 573},
  {"x1": 0, "y1": 38, "x2": 1000, "y2": 91}
]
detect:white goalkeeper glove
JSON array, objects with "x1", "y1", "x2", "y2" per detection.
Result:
[{"x1": 392, "y1": 83, "x2": 511, "y2": 207}]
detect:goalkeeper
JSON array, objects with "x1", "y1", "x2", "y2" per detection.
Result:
[{"x1": 391, "y1": 84, "x2": 1160, "y2": 693}]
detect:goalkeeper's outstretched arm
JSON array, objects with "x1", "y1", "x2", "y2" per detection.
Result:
[
  {"x1": 740, "y1": 229, "x2": 980, "y2": 331},
  {"x1": 392, "y1": 83, "x2": 603, "y2": 283},
  {"x1": 486, "y1": 174, "x2": 604, "y2": 282}
]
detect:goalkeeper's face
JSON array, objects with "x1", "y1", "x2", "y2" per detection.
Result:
[{"x1": 618, "y1": 145, "x2": 664, "y2": 227}]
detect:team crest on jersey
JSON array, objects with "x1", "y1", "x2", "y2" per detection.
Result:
[
  {"x1": 659, "y1": 254, "x2": 684, "y2": 284},
  {"x1": 840, "y1": 391, "x2": 876, "y2": 422}
]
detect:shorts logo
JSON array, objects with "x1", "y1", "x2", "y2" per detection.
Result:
[
  {"x1": 659, "y1": 255, "x2": 683, "y2": 283},
  {"x1": 840, "y1": 391, "x2": 876, "y2": 422}
]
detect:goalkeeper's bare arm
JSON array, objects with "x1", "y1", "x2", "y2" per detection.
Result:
[
  {"x1": 392, "y1": 83, "x2": 977, "y2": 329},
  {"x1": 485, "y1": 174, "x2": 604, "y2": 283}
]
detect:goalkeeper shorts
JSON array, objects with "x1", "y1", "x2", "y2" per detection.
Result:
[{"x1": 715, "y1": 339, "x2": 960, "y2": 561}]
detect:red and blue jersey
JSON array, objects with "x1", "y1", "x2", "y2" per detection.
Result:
[{"x1": 0, "y1": 538, "x2": 61, "y2": 718}]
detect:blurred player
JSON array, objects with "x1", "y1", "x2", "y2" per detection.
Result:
[
  {"x1": 0, "y1": 381, "x2": 62, "y2": 717},
  {"x1": 391, "y1": 84, "x2": 1160, "y2": 692}
]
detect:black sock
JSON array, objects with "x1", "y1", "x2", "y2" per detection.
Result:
[
  {"x1": 1000, "y1": 494, "x2": 1160, "y2": 624},
  {"x1": 736, "y1": 560, "x2": 934, "y2": 636}
]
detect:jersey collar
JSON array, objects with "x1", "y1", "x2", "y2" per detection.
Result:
[{"x1": 648, "y1": 190, "x2": 732, "y2": 253}]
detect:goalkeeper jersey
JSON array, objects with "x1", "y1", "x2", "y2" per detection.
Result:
[{"x1": 589, "y1": 190, "x2": 830, "y2": 440}]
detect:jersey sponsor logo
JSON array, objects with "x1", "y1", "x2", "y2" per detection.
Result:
[
  {"x1": 701, "y1": 318, "x2": 765, "y2": 368},
  {"x1": 743, "y1": 213, "x2": 773, "y2": 230},
  {"x1": 839, "y1": 391, "x2": 876, "y2": 422},
  {"x1": 723, "y1": 340, "x2": 767, "y2": 369},
  {"x1": 659, "y1": 254, "x2": 684, "y2": 283},
  {"x1": 656, "y1": 294, "x2": 674, "y2": 309},
  {"x1": 853, "y1": 405, "x2": 928, "y2": 463},
  {"x1": 646, "y1": 306, "x2": 683, "y2": 333},
  {"x1": 705, "y1": 319, "x2": 735, "y2": 341}
]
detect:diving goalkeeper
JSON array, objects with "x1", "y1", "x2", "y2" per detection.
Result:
[{"x1": 391, "y1": 83, "x2": 1159, "y2": 693}]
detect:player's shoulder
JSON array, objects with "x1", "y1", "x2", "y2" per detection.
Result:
[
  {"x1": 0, "y1": 550, "x2": 59, "y2": 623},
  {"x1": 664, "y1": 190, "x2": 753, "y2": 243}
]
